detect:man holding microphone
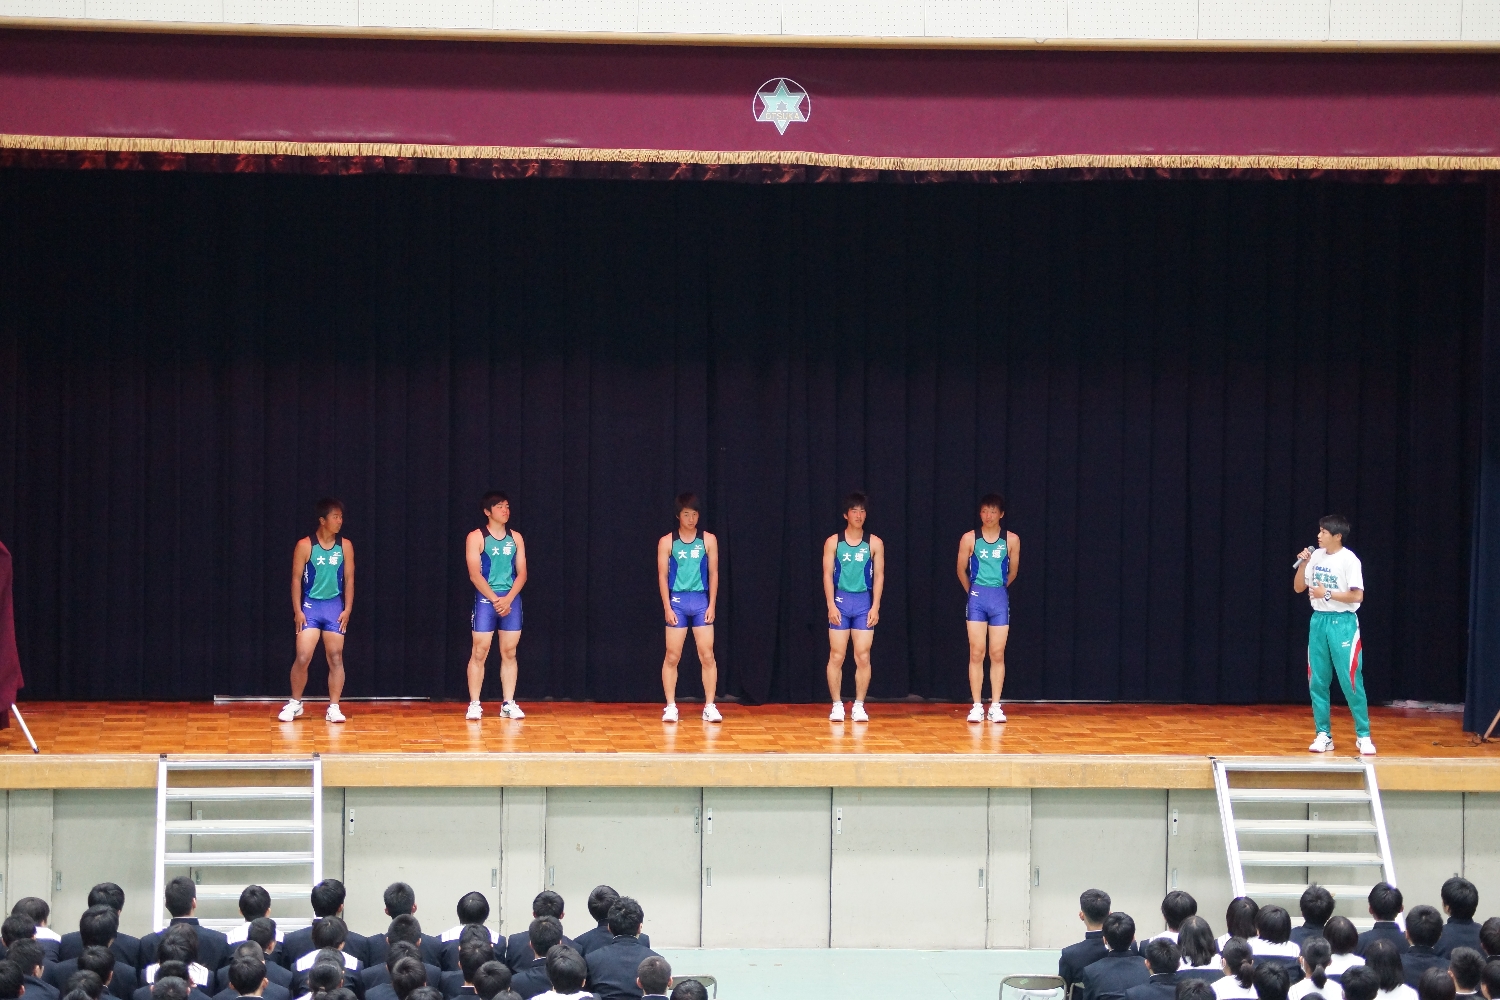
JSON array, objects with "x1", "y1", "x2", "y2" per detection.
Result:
[{"x1": 1294, "y1": 515, "x2": 1375, "y2": 755}]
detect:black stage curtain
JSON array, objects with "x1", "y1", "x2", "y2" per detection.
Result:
[
  {"x1": 0, "y1": 170, "x2": 1483, "y2": 704},
  {"x1": 1467, "y1": 185, "x2": 1500, "y2": 735}
]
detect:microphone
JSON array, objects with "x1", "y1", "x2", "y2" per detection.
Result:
[{"x1": 1292, "y1": 543, "x2": 1318, "y2": 570}]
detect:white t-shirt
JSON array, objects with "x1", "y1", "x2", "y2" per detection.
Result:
[
  {"x1": 1292, "y1": 978, "x2": 1345, "y2": 1000},
  {"x1": 1250, "y1": 938, "x2": 1302, "y2": 959},
  {"x1": 1328, "y1": 955, "x2": 1365, "y2": 976},
  {"x1": 1214, "y1": 978, "x2": 1258, "y2": 1000},
  {"x1": 1305, "y1": 547, "x2": 1363, "y2": 612}
]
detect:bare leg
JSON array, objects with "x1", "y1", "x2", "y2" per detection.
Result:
[
  {"x1": 662, "y1": 627, "x2": 689, "y2": 705},
  {"x1": 988, "y1": 625, "x2": 1010, "y2": 703},
  {"x1": 693, "y1": 625, "x2": 717, "y2": 705},
  {"x1": 851, "y1": 629, "x2": 874, "y2": 702},
  {"x1": 289, "y1": 628, "x2": 322, "y2": 700},
  {"x1": 466, "y1": 631, "x2": 495, "y2": 702},
  {"x1": 322, "y1": 633, "x2": 346, "y2": 703},
  {"x1": 498, "y1": 630, "x2": 522, "y2": 703},
  {"x1": 826, "y1": 629, "x2": 851, "y2": 702},
  {"x1": 966, "y1": 620, "x2": 989, "y2": 703}
]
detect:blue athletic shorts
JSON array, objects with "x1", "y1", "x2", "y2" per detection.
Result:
[
  {"x1": 831, "y1": 589, "x2": 874, "y2": 631},
  {"x1": 667, "y1": 590, "x2": 710, "y2": 628},
  {"x1": 966, "y1": 584, "x2": 1010, "y2": 626},
  {"x1": 472, "y1": 590, "x2": 523, "y2": 633},
  {"x1": 301, "y1": 596, "x2": 345, "y2": 633}
]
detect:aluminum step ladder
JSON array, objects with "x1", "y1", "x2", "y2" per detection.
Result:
[
  {"x1": 1212, "y1": 757, "x2": 1396, "y2": 915},
  {"x1": 153, "y1": 756, "x2": 322, "y2": 933}
]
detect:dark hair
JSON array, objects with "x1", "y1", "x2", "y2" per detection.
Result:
[
  {"x1": 1443, "y1": 878, "x2": 1480, "y2": 922},
  {"x1": 1368, "y1": 883, "x2": 1403, "y2": 922},
  {"x1": 1318, "y1": 515, "x2": 1351, "y2": 540},
  {"x1": 5, "y1": 939, "x2": 43, "y2": 975},
  {"x1": 384, "y1": 883, "x2": 417, "y2": 917},
  {"x1": 385, "y1": 942, "x2": 421, "y2": 974},
  {"x1": 311, "y1": 916, "x2": 348, "y2": 950},
  {"x1": 458, "y1": 925, "x2": 491, "y2": 949},
  {"x1": 1450, "y1": 949, "x2": 1485, "y2": 992},
  {"x1": 1365, "y1": 939, "x2": 1405, "y2": 992},
  {"x1": 842, "y1": 492, "x2": 868, "y2": 515},
  {"x1": 637, "y1": 956, "x2": 672, "y2": 995},
  {"x1": 1253, "y1": 961, "x2": 1290, "y2": 1000},
  {"x1": 1481, "y1": 960, "x2": 1500, "y2": 998},
  {"x1": 472, "y1": 963, "x2": 511, "y2": 1000},
  {"x1": 1177, "y1": 981, "x2": 1215, "y2": 1000},
  {"x1": 0, "y1": 915, "x2": 33, "y2": 948},
  {"x1": 10, "y1": 900, "x2": 47, "y2": 925},
  {"x1": 87, "y1": 884, "x2": 126, "y2": 912},
  {"x1": 1299, "y1": 886, "x2": 1336, "y2": 926},
  {"x1": 1256, "y1": 906, "x2": 1292, "y2": 945},
  {"x1": 247, "y1": 918, "x2": 276, "y2": 952},
  {"x1": 588, "y1": 886, "x2": 620, "y2": 923},
  {"x1": 607, "y1": 897, "x2": 645, "y2": 938},
  {"x1": 1407, "y1": 906, "x2": 1444, "y2": 948},
  {"x1": 67, "y1": 969, "x2": 106, "y2": 998},
  {"x1": 457, "y1": 892, "x2": 491, "y2": 925},
  {"x1": 311, "y1": 880, "x2": 346, "y2": 918},
  {"x1": 1300, "y1": 936, "x2": 1331, "y2": 990},
  {"x1": 1324, "y1": 916, "x2": 1359, "y2": 955},
  {"x1": 1343, "y1": 967, "x2": 1381, "y2": 1000},
  {"x1": 316, "y1": 498, "x2": 345, "y2": 522},
  {"x1": 306, "y1": 961, "x2": 343, "y2": 995},
  {"x1": 674, "y1": 494, "x2": 700, "y2": 517},
  {"x1": 79, "y1": 905, "x2": 119, "y2": 948},
  {"x1": 162, "y1": 878, "x2": 196, "y2": 919},
  {"x1": 406, "y1": 988, "x2": 442, "y2": 1000},
  {"x1": 1081, "y1": 889, "x2": 1113, "y2": 925},
  {"x1": 387, "y1": 914, "x2": 423, "y2": 947},
  {"x1": 459, "y1": 942, "x2": 495, "y2": 984},
  {"x1": 152, "y1": 977, "x2": 190, "y2": 1000},
  {"x1": 1227, "y1": 898, "x2": 1261, "y2": 941},
  {"x1": 530, "y1": 892, "x2": 563, "y2": 920},
  {"x1": 1162, "y1": 891, "x2": 1198, "y2": 932},
  {"x1": 544, "y1": 945, "x2": 586, "y2": 994},
  {"x1": 1222, "y1": 937, "x2": 1256, "y2": 989},
  {"x1": 1144, "y1": 939, "x2": 1182, "y2": 976},
  {"x1": 232, "y1": 942, "x2": 265, "y2": 964},
  {"x1": 979, "y1": 493, "x2": 1006, "y2": 516},
  {"x1": 481, "y1": 493, "x2": 510, "y2": 515},
  {"x1": 670, "y1": 981, "x2": 708, "y2": 1000},
  {"x1": 229, "y1": 955, "x2": 267, "y2": 996},
  {"x1": 1483, "y1": 918, "x2": 1500, "y2": 959},
  {"x1": 1420, "y1": 966, "x2": 1458, "y2": 1000},
  {"x1": 159, "y1": 923, "x2": 200, "y2": 964},
  {"x1": 1179, "y1": 916, "x2": 1218, "y2": 967},
  {"x1": 78, "y1": 946, "x2": 114, "y2": 980},
  {"x1": 238, "y1": 885, "x2": 271, "y2": 921},
  {"x1": 0, "y1": 960, "x2": 23, "y2": 1000},
  {"x1": 528, "y1": 917, "x2": 563, "y2": 957},
  {"x1": 157, "y1": 965, "x2": 189, "y2": 987},
  {"x1": 317, "y1": 990, "x2": 358, "y2": 1000},
  {"x1": 1103, "y1": 912, "x2": 1136, "y2": 952}
]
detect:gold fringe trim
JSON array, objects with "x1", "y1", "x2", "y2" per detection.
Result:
[{"x1": 6, "y1": 133, "x2": 1500, "y2": 172}]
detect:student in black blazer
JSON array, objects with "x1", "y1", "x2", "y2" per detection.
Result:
[
  {"x1": 570, "y1": 890, "x2": 649, "y2": 961},
  {"x1": 582, "y1": 899, "x2": 660, "y2": 1000},
  {"x1": 210, "y1": 953, "x2": 290, "y2": 1000},
  {"x1": 1291, "y1": 887, "x2": 1336, "y2": 949},
  {"x1": 364, "y1": 893, "x2": 443, "y2": 973},
  {"x1": 1251, "y1": 964, "x2": 1291, "y2": 1000},
  {"x1": 508, "y1": 922, "x2": 561, "y2": 1000},
  {"x1": 131, "y1": 962, "x2": 214, "y2": 1000},
  {"x1": 214, "y1": 943, "x2": 293, "y2": 996},
  {"x1": 1438, "y1": 880, "x2": 1482, "y2": 959},
  {"x1": 1403, "y1": 908, "x2": 1451, "y2": 988},
  {"x1": 1079, "y1": 913, "x2": 1150, "y2": 1000},
  {"x1": 1449, "y1": 948, "x2": 1484, "y2": 1000},
  {"x1": 10, "y1": 939, "x2": 59, "y2": 1000},
  {"x1": 469, "y1": 963, "x2": 510, "y2": 1000},
  {"x1": 1062, "y1": 891, "x2": 1117, "y2": 992},
  {"x1": 502, "y1": 897, "x2": 573, "y2": 974},
  {"x1": 439, "y1": 945, "x2": 496, "y2": 1000},
  {"x1": 282, "y1": 883, "x2": 370, "y2": 970},
  {"x1": 139, "y1": 880, "x2": 231, "y2": 973},
  {"x1": 290, "y1": 936, "x2": 364, "y2": 1000},
  {"x1": 1358, "y1": 884, "x2": 1409, "y2": 957},
  {"x1": 48, "y1": 911, "x2": 140, "y2": 1000},
  {"x1": 1122, "y1": 940, "x2": 1182, "y2": 1000},
  {"x1": 633, "y1": 957, "x2": 670, "y2": 1000},
  {"x1": 59, "y1": 885, "x2": 141, "y2": 972},
  {"x1": 361, "y1": 935, "x2": 441, "y2": 995}
]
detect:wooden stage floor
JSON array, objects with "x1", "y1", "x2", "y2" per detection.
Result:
[{"x1": 0, "y1": 701, "x2": 1492, "y2": 791}]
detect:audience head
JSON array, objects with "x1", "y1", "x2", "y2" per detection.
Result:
[
  {"x1": 1480, "y1": 960, "x2": 1500, "y2": 1000},
  {"x1": 78, "y1": 946, "x2": 114, "y2": 981},
  {"x1": 231, "y1": 942, "x2": 266, "y2": 964},
  {"x1": 1409, "y1": 906, "x2": 1445, "y2": 949},
  {"x1": 489, "y1": 993, "x2": 521, "y2": 1000},
  {"x1": 1350, "y1": 971, "x2": 1380, "y2": 1000},
  {"x1": 387, "y1": 915, "x2": 423, "y2": 947},
  {"x1": 384, "y1": 883, "x2": 417, "y2": 918},
  {"x1": 154, "y1": 963, "x2": 190, "y2": 986},
  {"x1": 0, "y1": 960, "x2": 22, "y2": 1000},
  {"x1": 1300, "y1": 886, "x2": 1336, "y2": 927},
  {"x1": 1484, "y1": 919, "x2": 1500, "y2": 961},
  {"x1": 472, "y1": 962, "x2": 511, "y2": 1000},
  {"x1": 1256, "y1": 906, "x2": 1292, "y2": 946},
  {"x1": 1253, "y1": 961, "x2": 1291, "y2": 1000},
  {"x1": 312, "y1": 917, "x2": 348, "y2": 951},
  {"x1": 11, "y1": 900, "x2": 48, "y2": 928},
  {"x1": 7, "y1": 939, "x2": 44, "y2": 977},
  {"x1": 1081, "y1": 889, "x2": 1113, "y2": 928},
  {"x1": 318, "y1": 991, "x2": 357, "y2": 1000},
  {"x1": 1103, "y1": 912, "x2": 1136, "y2": 953},
  {"x1": 65, "y1": 970, "x2": 105, "y2": 1000},
  {"x1": 391, "y1": 956, "x2": 426, "y2": 1000},
  {"x1": 406, "y1": 988, "x2": 442, "y2": 1000},
  {"x1": 588, "y1": 887, "x2": 620, "y2": 924},
  {"x1": 385, "y1": 942, "x2": 421, "y2": 975},
  {"x1": 239, "y1": 886, "x2": 272, "y2": 921},
  {"x1": 1444, "y1": 878, "x2": 1480, "y2": 922},
  {"x1": 79, "y1": 906, "x2": 119, "y2": 948},
  {"x1": 607, "y1": 897, "x2": 645, "y2": 938},
  {"x1": 151, "y1": 978, "x2": 190, "y2": 1000},
  {"x1": 530, "y1": 892, "x2": 563, "y2": 921},
  {"x1": 228, "y1": 956, "x2": 267, "y2": 997},
  {"x1": 457, "y1": 893, "x2": 490, "y2": 926},
  {"x1": 1222, "y1": 938, "x2": 1255, "y2": 989},
  {"x1": 544, "y1": 945, "x2": 586, "y2": 995},
  {"x1": 669, "y1": 981, "x2": 707, "y2": 1000},
  {"x1": 1177, "y1": 981, "x2": 1215, "y2": 1000},
  {"x1": 637, "y1": 956, "x2": 672, "y2": 996},
  {"x1": 306, "y1": 962, "x2": 343, "y2": 995},
  {"x1": 87, "y1": 885, "x2": 126, "y2": 914},
  {"x1": 528, "y1": 917, "x2": 563, "y2": 959},
  {"x1": 1451, "y1": 948, "x2": 1485, "y2": 993},
  {"x1": 1178, "y1": 916, "x2": 1217, "y2": 968},
  {"x1": 1325, "y1": 916, "x2": 1359, "y2": 956},
  {"x1": 1422, "y1": 967, "x2": 1459, "y2": 1000},
  {"x1": 163, "y1": 878, "x2": 196, "y2": 920},
  {"x1": 247, "y1": 918, "x2": 276, "y2": 953},
  {"x1": 158, "y1": 923, "x2": 200, "y2": 965},
  {"x1": 459, "y1": 942, "x2": 496, "y2": 984},
  {"x1": 1144, "y1": 939, "x2": 1182, "y2": 977},
  {"x1": 1162, "y1": 892, "x2": 1198, "y2": 933},
  {"x1": 1299, "y1": 936, "x2": 1332, "y2": 990},
  {"x1": 311, "y1": 881, "x2": 347, "y2": 919},
  {"x1": 458, "y1": 926, "x2": 491, "y2": 948},
  {"x1": 1366, "y1": 939, "x2": 1406, "y2": 992},
  {"x1": 1, "y1": 914, "x2": 35, "y2": 948},
  {"x1": 1369, "y1": 883, "x2": 1404, "y2": 922},
  {"x1": 1227, "y1": 898, "x2": 1260, "y2": 941}
]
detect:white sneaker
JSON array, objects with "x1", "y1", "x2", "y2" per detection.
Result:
[
  {"x1": 662, "y1": 704, "x2": 679, "y2": 723},
  {"x1": 1308, "y1": 732, "x2": 1335, "y2": 753},
  {"x1": 702, "y1": 704, "x2": 723, "y2": 723},
  {"x1": 465, "y1": 701, "x2": 483, "y2": 721},
  {"x1": 501, "y1": 701, "x2": 526, "y2": 719},
  {"x1": 851, "y1": 702, "x2": 869, "y2": 722},
  {"x1": 277, "y1": 700, "x2": 303, "y2": 722},
  {"x1": 1357, "y1": 736, "x2": 1377, "y2": 755},
  {"x1": 325, "y1": 704, "x2": 346, "y2": 724},
  {"x1": 988, "y1": 703, "x2": 1007, "y2": 723},
  {"x1": 966, "y1": 703, "x2": 985, "y2": 723},
  {"x1": 829, "y1": 702, "x2": 845, "y2": 722}
]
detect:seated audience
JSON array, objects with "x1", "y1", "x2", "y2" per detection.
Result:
[
  {"x1": 1179, "y1": 918, "x2": 1223, "y2": 982},
  {"x1": 0, "y1": 960, "x2": 24, "y2": 1000},
  {"x1": 1361, "y1": 886, "x2": 1409, "y2": 958},
  {"x1": 59, "y1": 886, "x2": 141, "y2": 971},
  {"x1": 210, "y1": 955, "x2": 280, "y2": 1000},
  {"x1": 1481, "y1": 924, "x2": 1500, "y2": 963},
  {"x1": 1327, "y1": 919, "x2": 1366, "y2": 980},
  {"x1": 140, "y1": 881, "x2": 230, "y2": 973},
  {"x1": 284, "y1": 885, "x2": 368, "y2": 970},
  {"x1": 11, "y1": 938, "x2": 58, "y2": 1000},
  {"x1": 1366, "y1": 940, "x2": 1416, "y2": 1000},
  {"x1": 466, "y1": 964, "x2": 509, "y2": 1000},
  {"x1": 361, "y1": 929, "x2": 440, "y2": 995},
  {"x1": 572, "y1": 891, "x2": 649, "y2": 961},
  {"x1": 226, "y1": 891, "x2": 278, "y2": 950},
  {"x1": 296, "y1": 964, "x2": 344, "y2": 1000},
  {"x1": 1151, "y1": 894, "x2": 1198, "y2": 944},
  {"x1": 1479, "y1": 960, "x2": 1500, "y2": 1000},
  {"x1": 1255, "y1": 963, "x2": 1292, "y2": 1000},
  {"x1": 47, "y1": 912, "x2": 139, "y2": 999},
  {"x1": 440, "y1": 900, "x2": 491, "y2": 974},
  {"x1": 1420, "y1": 968, "x2": 1457, "y2": 1000},
  {"x1": 65, "y1": 971, "x2": 105, "y2": 1000},
  {"x1": 138, "y1": 964, "x2": 211, "y2": 1000},
  {"x1": 1222, "y1": 901, "x2": 1263, "y2": 951},
  {"x1": 1081, "y1": 913, "x2": 1150, "y2": 1000},
  {"x1": 214, "y1": 943, "x2": 291, "y2": 998},
  {"x1": 1215, "y1": 939, "x2": 1257, "y2": 1000},
  {"x1": 11, "y1": 903, "x2": 58, "y2": 966},
  {"x1": 1125, "y1": 939, "x2": 1183, "y2": 1000},
  {"x1": 3, "y1": 915, "x2": 40, "y2": 965},
  {"x1": 1292, "y1": 938, "x2": 1343, "y2": 1000},
  {"x1": 442, "y1": 941, "x2": 495, "y2": 998},
  {"x1": 666, "y1": 983, "x2": 703, "y2": 1000},
  {"x1": 1405, "y1": 908, "x2": 1451, "y2": 987},
  {"x1": 365, "y1": 942, "x2": 439, "y2": 1000},
  {"x1": 292, "y1": 923, "x2": 363, "y2": 999},
  {"x1": 1294, "y1": 889, "x2": 1337, "y2": 948},
  {"x1": 1253, "y1": 907, "x2": 1302, "y2": 961},
  {"x1": 1439, "y1": 883, "x2": 1482, "y2": 960},
  {"x1": 1182, "y1": 981, "x2": 1218, "y2": 1000},
  {"x1": 582, "y1": 898, "x2": 658, "y2": 1000},
  {"x1": 1064, "y1": 891, "x2": 1119, "y2": 989},
  {"x1": 381, "y1": 958, "x2": 427, "y2": 1000},
  {"x1": 533, "y1": 947, "x2": 587, "y2": 1000},
  {"x1": 1449, "y1": 949, "x2": 1484, "y2": 998},
  {"x1": 366, "y1": 889, "x2": 442, "y2": 971},
  {"x1": 634, "y1": 957, "x2": 670, "y2": 1000},
  {"x1": 510, "y1": 922, "x2": 560, "y2": 1000},
  {"x1": 152, "y1": 978, "x2": 193, "y2": 1000},
  {"x1": 503, "y1": 898, "x2": 570, "y2": 975},
  {"x1": 145, "y1": 926, "x2": 214, "y2": 992}
]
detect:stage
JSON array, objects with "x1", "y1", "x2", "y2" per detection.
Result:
[{"x1": 0, "y1": 701, "x2": 1492, "y2": 790}]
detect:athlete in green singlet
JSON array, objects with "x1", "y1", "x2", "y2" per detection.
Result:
[
  {"x1": 823, "y1": 492, "x2": 884, "y2": 723},
  {"x1": 658, "y1": 492, "x2": 721, "y2": 723},
  {"x1": 279, "y1": 498, "x2": 355, "y2": 724},
  {"x1": 464, "y1": 491, "x2": 528, "y2": 722}
]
